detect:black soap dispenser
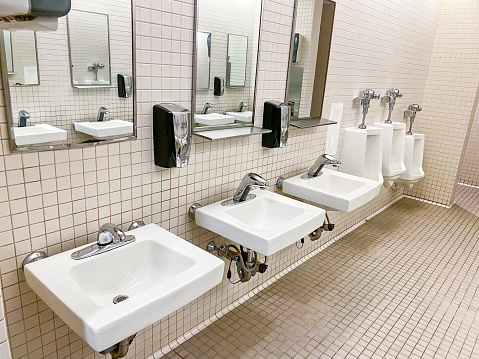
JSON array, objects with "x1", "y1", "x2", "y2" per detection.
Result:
[
  {"x1": 153, "y1": 103, "x2": 192, "y2": 168},
  {"x1": 262, "y1": 100, "x2": 291, "y2": 148}
]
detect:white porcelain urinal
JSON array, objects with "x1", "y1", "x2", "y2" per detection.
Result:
[
  {"x1": 374, "y1": 122, "x2": 406, "y2": 187},
  {"x1": 394, "y1": 133, "x2": 425, "y2": 189},
  {"x1": 339, "y1": 126, "x2": 383, "y2": 183}
]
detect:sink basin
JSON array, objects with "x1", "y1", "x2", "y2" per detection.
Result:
[
  {"x1": 23, "y1": 224, "x2": 224, "y2": 352},
  {"x1": 13, "y1": 124, "x2": 67, "y2": 146},
  {"x1": 195, "y1": 113, "x2": 235, "y2": 126},
  {"x1": 74, "y1": 120, "x2": 133, "y2": 139},
  {"x1": 282, "y1": 168, "x2": 382, "y2": 212},
  {"x1": 225, "y1": 111, "x2": 253, "y2": 123},
  {"x1": 195, "y1": 190, "x2": 325, "y2": 256}
]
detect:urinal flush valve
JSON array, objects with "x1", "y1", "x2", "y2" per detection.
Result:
[
  {"x1": 207, "y1": 241, "x2": 268, "y2": 283},
  {"x1": 354, "y1": 89, "x2": 380, "y2": 129},
  {"x1": 381, "y1": 89, "x2": 403, "y2": 123},
  {"x1": 404, "y1": 104, "x2": 422, "y2": 135}
]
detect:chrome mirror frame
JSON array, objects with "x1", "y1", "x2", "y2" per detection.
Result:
[{"x1": 0, "y1": 0, "x2": 137, "y2": 153}]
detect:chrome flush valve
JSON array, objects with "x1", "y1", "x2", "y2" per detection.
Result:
[
  {"x1": 404, "y1": 104, "x2": 422, "y2": 135},
  {"x1": 354, "y1": 89, "x2": 380, "y2": 129},
  {"x1": 381, "y1": 89, "x2": 403, "y2": 123}
]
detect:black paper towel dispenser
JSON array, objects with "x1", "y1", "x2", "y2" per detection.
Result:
[
  {"x1": 153, "y1": 103, "x2": 192, "y2": 168},
  {"x1": 262, "y1": 100, "x2": 291, "y2": 148}
]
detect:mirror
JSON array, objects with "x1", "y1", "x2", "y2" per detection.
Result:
[
  {"x1": 226, "y1": 34, "x2": 248, "y2": 88},
  {"x1": 194, "y1": 0, "x2": 262, "y2": 130},
  {"x1": 68, "y1": 10, "x2": 111, "y2": 87},
  {"x1": 196, "y1": 31, "x2": 211, "y2": 90},
  {"x1": 287, "y1": 0, "x2": 335, "y2": 122},
  {"x1": 2, "y1": 30, "x2": 40, "y2": 86},
  {"x1": 0, "y1": 0, "x2": 135, "y2": 152}
]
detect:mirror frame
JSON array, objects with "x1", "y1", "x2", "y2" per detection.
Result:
[
  {"x1": 284, "y1": 0, "x2": 336, "y2": 122},
  {"x1": 3, "y1": 30, "x2": 41, "y2": 87},
  {"x1": 192, "y1": 0, "x2": 264, "y2": 133},
  {"x1": 0, "y1": 0, "x2": 137, "y2": 153},
  {"x1": 67, "y1": 9, "x2": 114, "y2": 89}
]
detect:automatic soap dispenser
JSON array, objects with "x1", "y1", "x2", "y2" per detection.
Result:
[
  {"x1": 153, "y1": 103, "x2": 192, "y2": 168},
  {"x1": 262, "y1": 100, "x2": 291, "y2": 148}
]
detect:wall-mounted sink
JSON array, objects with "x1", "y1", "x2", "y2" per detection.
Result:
[
  {"x1": 23, "y1": 224, "x2": 224, "y2": 352},
  {"x1": 282, "y1": 169, "x2": 382, "y2": 212},
  {"x1": 74, "y1": 120, "x2": 133, "y2": 139},
  {"x1": 195, "y1": 113, "x2": 235, "y2": 126},
  {"x1": 225, "y1": 111, "x2": 253, "y2": 123},
  {"x1": 195, "y1": 190, "x2": 325, "y2": 256},
  {"x1": 13, "y1": 124, "x2": 67, "y2": 146}
]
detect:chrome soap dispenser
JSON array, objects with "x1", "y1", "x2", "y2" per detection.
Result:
[
  {"x1": 262, "y1": 100, "x2": 291, "y2": 148},
  {"x1": 153, "y1": 103, "x2": 192, "y2": 168}
]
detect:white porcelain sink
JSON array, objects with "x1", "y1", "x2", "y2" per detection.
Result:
[
  {"x1": 14, "y1": 124, "x2": 67, "y2": 146},
  {"x1": 195, "y1": 113, "x2": 235, "y2": 126},
  {"x1": 74, "y1": 120, "x2": 133, "y2": 139},
  {"x1": 195, "y1": 190, "x2": 325, "y2": 256},
  {"x1": 23, "y1": 224, "x2": 224, "y2": 352},
  {"x1": 225, "y1": 111, "x2": 253, "y2": 123},
  {"x1": 282, "y1": 169, "x2": 382, "y2": 212}
]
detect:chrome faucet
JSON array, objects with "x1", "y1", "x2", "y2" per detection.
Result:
[
  {"x1": 233, "y1": 173, "x2": 269, "y2": 203},
  {"x1": 354, "y1": 89, "x2": 380, "y2": 129},
  {"x1": 97, "y1": 223, "x2": 127, "y2": 245},
  {"x1": 202, "y1": 103, "x2": 213, "y2": 114},
  {"x1": 71, "y1": 222, "x2": 136, "y2": 260},
  {"x1": 18, "y1": 110, "x2": 30, "y2": 127},
  {"x1": 307, "y1": 154, "x2": 341, "y2": 178},
  {"x1": 97, "y1": 107, "x2": 109, "y2": 122},
  {"x1": 404, "y1": 104, "x2": 422, "y2": 135},
  {"x1": 238, "y1": 102, "x2": 248, "y2": 112},
  {"x1": 88, "y1": 62, "x2": 105, "y2": 81},
  {"x1": 381, "y1": 89, "x2": 403, "y2": 123}
]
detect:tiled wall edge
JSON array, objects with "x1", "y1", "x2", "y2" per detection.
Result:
[
  {"x1": 0, "y1": 290, "x2": 12, "y2": 359},
  {"x1": 457, "y1": 182, "x2": 479, "y2": 190},
  {"x1": 403, "y1": 195, "x2": 452, "y2": 209},
  {"x1": 151, "y1": 194, "x2": 408, "y2": 359}
]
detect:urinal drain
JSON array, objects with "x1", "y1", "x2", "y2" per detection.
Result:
[{"x1": 113, "y1": 295, "x2": 129, "y2": 304}]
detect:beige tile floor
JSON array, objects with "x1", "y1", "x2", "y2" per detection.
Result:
[{"x1": 162, "y1": 196, "x2": 479, "y2": 359}]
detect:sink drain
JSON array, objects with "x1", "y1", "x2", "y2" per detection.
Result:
[{"x1": 113, "y1": 295, "x2": 129, "y2": 304}]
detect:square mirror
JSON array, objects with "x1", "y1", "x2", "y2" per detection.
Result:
[
  {"x1": 0, "y1": 0, "x2": 135, "y2": 152},
  {"x1": 286, "y1": 0, "x2": 336, "y2": 128},
  {"x1": 193, "y1": 0, "x2": 262, "y2": 132},
  {"x1": 68, "y1": 10, "x2": 112, "y2": 87}
]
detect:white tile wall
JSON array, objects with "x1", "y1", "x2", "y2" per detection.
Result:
[{"x1": 0, "y1": 0, "x2": 449, "y2": 358}]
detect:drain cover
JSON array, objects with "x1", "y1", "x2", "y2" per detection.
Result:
[{"x1": 113, "y1": 295, "x2": 129, "y2": 304}]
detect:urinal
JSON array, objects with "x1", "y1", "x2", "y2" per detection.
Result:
[
  {"x1": 339, "y1": 126, "x2": 384, "y2": 183},
  {"x1": 374, "y1": 122, "x2": 406, "y2": 187},
  {"x1": 394, "y1": 133, "x2": 425, "y2": 189},
  {"x1": 394, "y1": 104, "x2": 425, "y2": 189}
]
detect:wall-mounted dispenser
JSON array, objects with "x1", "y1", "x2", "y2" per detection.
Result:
[
  {"x1": 153, "y1": 103, "x2": 192, "y2": 168},
  {"x1": 0, "y1": 0, "x2": 71, "y2": 31},
  {"x1": 214, "y1": 76, "x2": 224, "y2": 96},
  {"x1": 262, "y1": 100, "x2": 291, "y2": 148},
  {"x1": 292, "y1": 33, "x2": 303, "y2": 63},
  {"x1": 117, "y1": 74, "x2": 132, "y2": 98}
]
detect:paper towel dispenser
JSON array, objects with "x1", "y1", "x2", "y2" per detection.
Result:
[
  {"x1": 153, "y1": 103, "x2": 192, "y2": 168},
  {"x1": 262, "y1": 100, "x2": 291, "y2": 148},
  {"x1": 0, "y1": 0, "x2": 71, "y2": 18}
]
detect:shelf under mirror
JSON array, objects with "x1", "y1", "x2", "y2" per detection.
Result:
[
  {"x1": 290, "y1": 118, "x2": 337, "y2": 129},
  {"x1": 194, "y1": 126, "x2": 271, "y2": 141}
]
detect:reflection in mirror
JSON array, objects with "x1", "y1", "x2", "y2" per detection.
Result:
[
  {"x1": 194, "y1": 0, "x2": 262, "y2": 130},
  {"x1": 68, "y1": 10, "x2": 111, "y2": 87},
  {"x1": 3, "y1": 30, "x2": 40, "y2": 86},
  {"x1": 226, "y1": 34, "x2": 248, "y2": 88},
  {"x1": 287, "y1": 0, "x2": 335, "y2": 121},
  {"x1": 196, "y1": 32, "x2": 211, "y2": 90},
  {"x1": 1, "y1": 0, "x2": 134, "y2": 152}
]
